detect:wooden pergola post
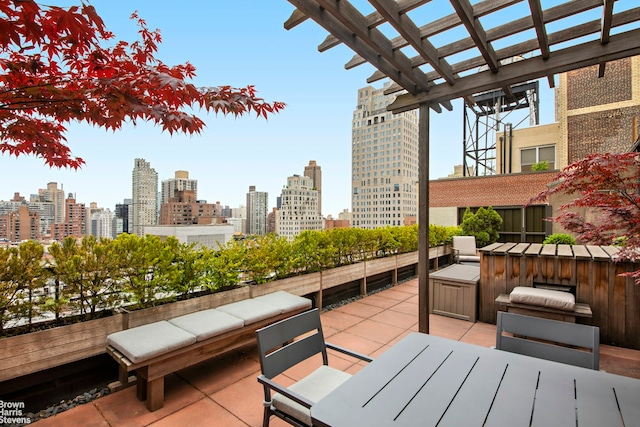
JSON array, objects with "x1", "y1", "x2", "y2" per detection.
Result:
[{"x1": 418, "y1": 103, "x2": 430, "y2": 334}]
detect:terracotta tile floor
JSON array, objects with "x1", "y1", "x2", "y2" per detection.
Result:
[{"x1": 31, "y1": 278, "x2": 640, "y2": 426}]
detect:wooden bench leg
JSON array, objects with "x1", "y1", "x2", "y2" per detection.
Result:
[
  {"x1": 136, "y1": 375, "x2": 147, "y2": 402},
  {"x1": 146, "y1": 377, "x2": 164, "y2": 412},
  {"x1": 118, "y1": 366, "x2": 129, "y2": 386}
]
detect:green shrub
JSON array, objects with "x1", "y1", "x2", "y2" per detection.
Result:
[
  {"x1": 532, "y1": 161, "x2": 549, "y2": 171},
  {"x1": 542, "y1": 233, "x2": 577, "y2": 245},
  {"x1": 461, "y1": 207, "x2": 502, "y2": 247}
]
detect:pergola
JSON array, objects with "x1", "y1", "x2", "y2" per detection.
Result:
[{"x1": 283, "y1": 0, "x2": 640, "y2": 333}]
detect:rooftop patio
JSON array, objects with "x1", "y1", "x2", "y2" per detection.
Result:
[{"x1": 30, "y1": 277, "x2": 640, "y2": 427}]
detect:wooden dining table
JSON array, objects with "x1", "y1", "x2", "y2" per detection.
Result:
[{"x1": 311, "y1": 332, "x2": 640, "y2": 427}]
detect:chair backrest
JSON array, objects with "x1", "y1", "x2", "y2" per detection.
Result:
[
  {"x1": 496, "y1": 311, "x2": 600, "y2": 370},
  {"x1": 256, "y1": 309, "x2": 328, "y2": 379},
  {"x1": 452, "y1": 236, "x2": 477, "y2": 256}
]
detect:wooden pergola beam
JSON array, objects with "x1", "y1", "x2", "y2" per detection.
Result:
[
  {"x1": 380, "y1": 7, "x2": 640, "y2": 96},
  {"x1": 599, "y1": 0, "x2": 615, "y2": 77},
  {"x1": 450, "y1": 0, "x2": 499, "y2": 73},
  {"x1": 366, "y1": 0, "x2": 607, "y2": 85},
  {"x1": 369, "y1": 0, "x2": 456, "y2": 84},
  {"x1": 389, "y1": 28, "x2": 640, "y2": 112},
  {"x1": 314, "y1": 0, "x2": 432, "y2": 92}
]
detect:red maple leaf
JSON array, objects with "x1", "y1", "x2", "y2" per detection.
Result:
[{"x1": 0, "y1": 1, "x2": 285, "y2": 169}]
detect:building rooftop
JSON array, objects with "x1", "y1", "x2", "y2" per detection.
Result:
[{"x1": 31, "y1": 278, "x2": 640, "y2": 426}]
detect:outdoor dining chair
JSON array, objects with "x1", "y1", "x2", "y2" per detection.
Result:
[
  {"x1": 452, "y1": 235, "x2": 480, "y2": 264},
  {"x1": 496, "y1": 311, "x2": 600, "y2": 370},
  {"x1": 256, "y1": 308, "x2": 373, "y2": 427}
]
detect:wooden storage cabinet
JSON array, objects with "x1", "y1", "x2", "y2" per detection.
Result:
[{"x1": 429, "y1": 264, "x2": 480, "y2": 322}]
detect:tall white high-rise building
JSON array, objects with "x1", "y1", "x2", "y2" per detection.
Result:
[
  {"x1": 276, "y1": 174, "x2": 323, "y2": 241},
  {"x1": 246, "y1": 186, "x2": 268, "y2": 235},
  {"x1": 351, "y1": 82, "x2": 419, "y2": 228},
  {"x1": 131, "y1": 158, "x2": 158, "y2": 236},
  {"x1": 161, "y1": 170, "x2": 198, "y2": 203},
  {"x1": 90, "y1": 209, "x2": 114, "y2": 239}
]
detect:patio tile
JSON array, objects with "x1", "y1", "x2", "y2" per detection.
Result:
[
  {"x1": 325, "y1": 330, "x2": 385, "y2": 356},
  {"x1": 459, "y1": 321, "x2": 497, "y2": 347},
  {"x1": 356, "y1": 293, "x2": 402, "y2": 309},
  {"x1": 333, "y1": 299, "x2": 386, "y2": 319},
  {"x1": 388, "y1": 300, "x2": 418, "y2": 316},
  {"x1": 319, "y1": 310, "x2": 364, "y2": 331},
  {"x1": 370, "y1": 309, "x2": 419, "y2": 329},
  {"x1": 95, "y1": 373, "x2": 204, "y2": 426},
  {"x1": 428, "y1": 314, "x2": 473, "y2": 340},
  {"x1": 148, "y1": 397, "x2": 247, "y2": 427},
  {"x1": 391, "y1": 280, "x2": 418, "y2": 294},
  {"x1": 345, "y1": 318, "x2": 406, "y2": 344},
  {"x1": 30, "y1": 402, "x2": 109, "y2": 427},
  {"x1": 177, "y1": 347, "x2": 260, "y2": 396},
  {"x1": 375, "y1": 288, "x2": 414, "y2": 302},
  {"x1": 209, "y1": 372, "x2": 267, "y2": 427}
]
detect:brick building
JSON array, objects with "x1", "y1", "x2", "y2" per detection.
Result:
[
  {"x1": 159, "y1": 190, "x2": 218, "y2": 225},
  {"x1": 0, "y1": 205, "x2": 41, "y2": 242},
  {"x1": 560, "y1": 56, "x2": 640, "y2": 164},
  {"x1": 431, "y1": 56, "x2": 640, "y2": 238},
  {"x1": 50, "y1": 195, "x2": 86, "y2": 241}
]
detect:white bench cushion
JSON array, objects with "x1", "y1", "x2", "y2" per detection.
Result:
[
  {"x1": 253, "y1": 291, "x2": 312, "y2": 314},
  {"x1": 272, "y1": 365, "x2": 351, "y2": 426},
  {"x1": 509, "y1": 287, "x2": 576, "y2": 311},
  {"x1": 106, "y1": 321, "x2": 196, "y2": 363},
  {"x1": 169, "y1": 309, "x2": 244, "y2": 341},
  {"x1": 217, "y1": 299, "x2": 282, "y2": 325}
]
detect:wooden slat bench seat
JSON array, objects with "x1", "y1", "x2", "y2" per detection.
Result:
[
  {"x1": 106, "y1": 291, "x2": 312, "y2": 412},
  {"x1": 495, "y1": 291, "x2": 592, "y2": 323}
]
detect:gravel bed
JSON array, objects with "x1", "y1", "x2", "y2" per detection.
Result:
[{"x1": 8, "y1": 387, "x2": 111, "y2": 426}]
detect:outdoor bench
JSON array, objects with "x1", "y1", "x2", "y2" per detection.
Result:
[
  {"x1": 495, "y1": 286, "x2": 592, "y2": 323},
  {"x1": 105, "y1": 290, "x2": 312, "y2": 411}
]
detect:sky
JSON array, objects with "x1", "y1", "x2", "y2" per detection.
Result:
[{"x1": 1, "y1": 1, "x2": 561, "y2": 218}]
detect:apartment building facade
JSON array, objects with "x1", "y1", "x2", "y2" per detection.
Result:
[
  {"x1": 161, "y1": 170, "x2": 198, "y2": 204},
  {"x1": 303, "y1": 160, "x2": 322, "y2": 216},
  {"x1": 246, "y1": 186, "x2": 268, "y2": 235},
  {"x1": 351, "y1": 83, "x2": 419, "y2": 229},
  {"x1": 159, "y1": 190, "x2": 218, "y2": 225},
  {"x1": 131, "y1": 158, "x2": 158, "y2": 236},
  {"x1": 276, "y1": 175, "x2": 323, "y2": 240}
]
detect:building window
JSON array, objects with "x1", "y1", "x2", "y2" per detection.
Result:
[{"x1": 521, "y1": 145, "x2": 555, "y2": 172}]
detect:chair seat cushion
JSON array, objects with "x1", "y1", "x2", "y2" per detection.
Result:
[
  {"x1": 169, "y1": 309, "x2": 244, "y2": 341},
  {"x1": 106, "y1": 321, "x2": 196, "y2": 363},
  {"x1": 272, "y1": 365, "x2": 351, "y2": 426},
  {"x1": 509, "y1": 286, "x2": 576, "y2": 311},
  {"x1": 217, "y1": 299, "x2": 282, "y2": 325},
  {"x1": 253, "y1": 291, "x2": 312, "y2": 314}
]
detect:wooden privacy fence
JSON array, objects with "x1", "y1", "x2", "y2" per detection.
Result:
[{"x1": 479, "y1": 243, "x2": 640, "y2": 349}]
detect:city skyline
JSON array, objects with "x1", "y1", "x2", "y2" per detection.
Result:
[{"x1": 0, "y1": 1, "x2": 558, "y2": 218}]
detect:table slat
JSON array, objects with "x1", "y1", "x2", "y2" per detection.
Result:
[
  {"x1": 531, "y1": 371, "x2": 577, "y2": 427},
  {"x1": 484, "y1": 363, "x2": 538, "y2": 427},
  {"x1": 575, "y1": 376, "x2": 624, "y2": 427}
]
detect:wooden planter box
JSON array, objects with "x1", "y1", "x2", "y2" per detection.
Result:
[
  {"x1": 0, "y1": 248, "x2": 451, "y2": 383},
  {"x1": 0, "y1": 314, "x2": 124, "y2": 383}
]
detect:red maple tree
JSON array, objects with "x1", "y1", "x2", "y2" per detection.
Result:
[
  {"x1": 531, "y1": 151, "x2": 640, "y2": 284},
  {"x1": 0, "y1": 1, "x2": 285, "y2": 168}
]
